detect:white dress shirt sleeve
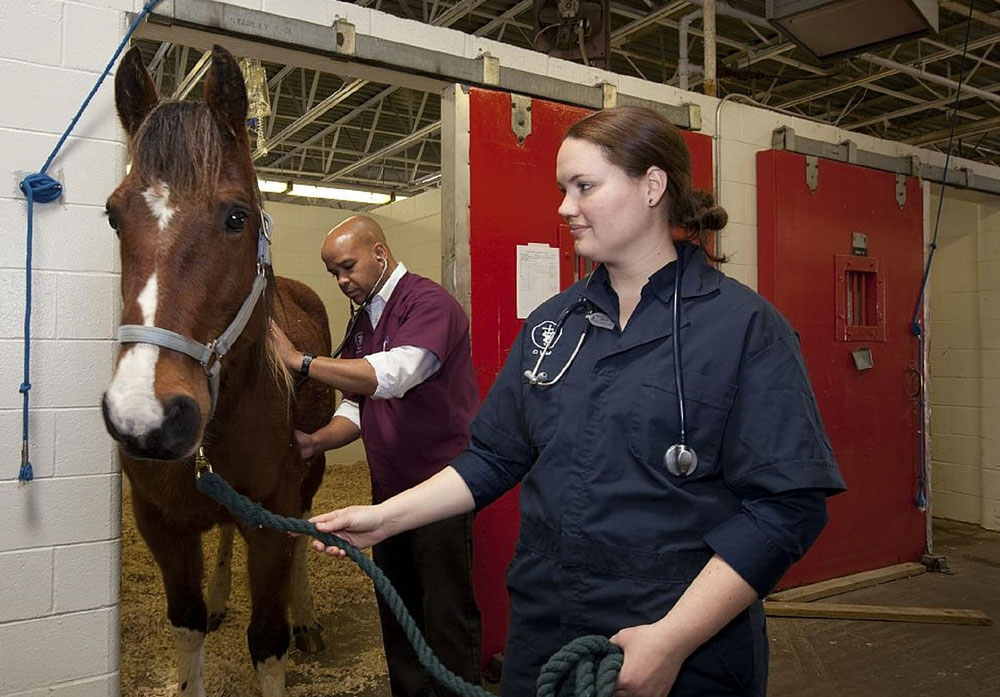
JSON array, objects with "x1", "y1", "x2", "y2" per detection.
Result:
[
  {"x1": 364, "y1": 345, "x2": 442, "y2": 399},
  {"x1": 332, "y1": 398, "x2": 361, "y2": 429}
]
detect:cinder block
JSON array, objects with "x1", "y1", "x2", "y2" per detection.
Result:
[
  {"x1": 928, "y1": 376, "x2": 979, "y2": 407},
  {"x1": 54, "y1": 408, "x2": 116, "y2": 477},
  {"x1": 949, "y1": 406, "x2": 981, "y2": 437},
  {"x1": 0, "y1": 340, "x2": 112, "y2": 411},
  {"x1": 0, "y1": 408, "x2": 56, "y2": 480},
  {"x1": 983, "y1": 378, "x2": 1000, "y2": 410},
  {"x1": 980, "y1": 258, "x2": 1000, "y2": 288},
  {"x1": 62, "y1": 3, "x2": 125, "y2": 73},
  {"x1": 984, "y1": 351, "x2": 1000, "y2": 380},
  {"x1": 0, "y1": 608, "x2": 115, "y2": 694},
  {"x1": 0, "y1": 60, "x2": 119, "y2": 142},
  {"x1": 738, "y1": 106, "x2": 785, "y2": 147},
  {"x1": 53, "y1": 540, "x2": 116, "y2": 613},
  {"x1": 57, "y1": 274, "x2": 115, "y2": 340},
  {"x1": 24, "y1": 203, "x2": 119, "y2": 273},
  {"x1": 48, "y1": 673, "x2": 117, "y2": 697},
  {"x1": 0, "y1": 0, "x2": 62, "y2": 67},
  {"x1": 0, "y1": 270, "x2": 58, "y2": 340},
  {"x1": 0, "y1": 548, "x2": 53, "y2": 622},
  {"x1": 931, "y1": 489, "x2": 980, "y2": 524},
  {"x1": 263, "y1": 0, "x2": 337, "y2": 25},
  {"x1": 720, "y1": 181, "x2": 751, "y2": 225},
  {"x1": 930, "y1": 433, "x2": 980, "y2": 467},
  {"x1": 719, "y1": 140, "x2": 759, "y2": 187},
  {"x1": 982, "y1": 319, "x2": 1000, "y2": 351},
  {"x1": 0, "y1": 474, "x2": 117, "y2": 552},
  {"x1": 719, "y1": 222, "x2": 756, "y2": 265},
  {"x1": 980, "y1": 498, "x2": 1000, "y2": 531}
]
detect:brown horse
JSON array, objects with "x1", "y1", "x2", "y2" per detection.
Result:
[{"x1": 102, "y1": 45, "x2": 333, "y2": 696}]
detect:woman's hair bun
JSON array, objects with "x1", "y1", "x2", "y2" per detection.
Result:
[{"x1": 685, "y1": 190, "x2": 728, "y2": 233}]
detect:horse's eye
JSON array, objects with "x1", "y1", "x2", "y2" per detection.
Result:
[{"x1": 225, "y1": 210, "x2": 248, "y2": 232}]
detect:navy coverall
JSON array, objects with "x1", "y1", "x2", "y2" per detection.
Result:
[{"x1": 452, "y1": 244, "x2": 846, "y2": 696}]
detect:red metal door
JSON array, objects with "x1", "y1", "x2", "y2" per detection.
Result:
[
  {"x1": 757, "y1": 150, "x2": 926, "y2": 588},
  {"x1": 466, "y1": 87, "x2": 713, "y2": 662}
]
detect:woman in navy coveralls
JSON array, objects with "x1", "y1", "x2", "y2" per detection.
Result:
[{"x1": 309, "y1": 106, "x2": 846, "y2": 697}]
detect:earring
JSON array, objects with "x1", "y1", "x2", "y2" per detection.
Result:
[{"x1": 648, "y1": 198, "x2": 654, "y2": 205}]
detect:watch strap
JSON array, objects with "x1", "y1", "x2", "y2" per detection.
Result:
[{"x1": 299, "y1": 352, "x2": 316, "y2": 377}]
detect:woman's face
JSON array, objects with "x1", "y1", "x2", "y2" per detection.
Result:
[{"x1": 556, "y1": 137, "x2": 659, "y2": 265}]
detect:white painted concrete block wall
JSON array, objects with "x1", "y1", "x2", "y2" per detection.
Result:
[
  {"x1": 0, "y1": 0, "x2": 133, "y2": 694},
  {"x1": 977, "y1": 199, "x2": 1000, "y2": 530}
]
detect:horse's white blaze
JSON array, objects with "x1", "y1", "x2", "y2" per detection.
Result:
[
  {"x1": 106, "y1": 273, "x2": 164, "y2": 438},
  {"x1": 257, "y1": 655, "x2": 287, "y2": 697},
  {"x1": 173, "y1": 626, "x2": 206, "y2": 697},
  {"x1": 143, "y1": 182, "x2": 175, "y2": 231}
]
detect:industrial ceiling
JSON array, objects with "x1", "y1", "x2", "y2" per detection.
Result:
[{"x1": 135, "y1": 0, "x2": 1000, "y2": 210}]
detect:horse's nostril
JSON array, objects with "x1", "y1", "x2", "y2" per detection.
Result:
[{"x1": 160, "y1": 395, "x2": 200, "y2": 453}]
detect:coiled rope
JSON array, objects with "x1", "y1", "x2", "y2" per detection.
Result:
[{"x1": 194, "y1": 466, "x2": 623, "y2": 697}]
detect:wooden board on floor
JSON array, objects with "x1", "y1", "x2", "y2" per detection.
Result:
[
  {"x1": 767, "y1": 562, "x2": 926, "y2": 603},
  {"x1": 764, "y1": 601, "x2": 992, "y2": 626}
]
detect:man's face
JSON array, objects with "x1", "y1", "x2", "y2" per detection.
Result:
[{"x1": 321, "y1": 234, "x2": 386, "y2": 305}]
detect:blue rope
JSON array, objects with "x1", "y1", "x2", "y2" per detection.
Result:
[
  {"x1": 908, "y1": 0, "x2": 975, "y2": 511},
  {"x1": 15, "y1": 0, "x2": 164, "y2": 483}
]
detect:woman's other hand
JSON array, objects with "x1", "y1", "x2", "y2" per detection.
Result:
[{"x1": 610, "y1": 623, "x2": 686, "y2": 697}]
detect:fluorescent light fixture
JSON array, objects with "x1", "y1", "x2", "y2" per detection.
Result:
[
  {"x1": 257, "y1": 179, "x2": 290, "y2": 194},
  {"x1": 288, "y1": 184, "x2": 393, "y2": 205},
  {"x1": 767, "y1": 0, "x2": 938, "y2": 63}
]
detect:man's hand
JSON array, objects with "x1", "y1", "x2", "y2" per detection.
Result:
[
  {"x1": 295, "y1": 429, "x2": 318, "y2": 459},
  {"x1": 269, "y1": 322, "x2": 302, "y2": 372}
]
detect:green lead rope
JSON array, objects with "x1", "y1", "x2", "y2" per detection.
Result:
[{"x1": 194, "y1": 468, "x2": 623, "y2": 697}]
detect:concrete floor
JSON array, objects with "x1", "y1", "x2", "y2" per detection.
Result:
[
  {"x1": 768, "y1": 519, "x2": 1000, "y2": 697},
  {"x1": 123, "y1": 469, "x2": 999, "y2": 697}
]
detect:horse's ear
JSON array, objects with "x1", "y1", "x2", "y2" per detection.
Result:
[
  {"x1": 115, "y1": 46, "x2": 158, "y2": 138},
  {"x1": 204, "y1": 45, "x2": 249, "y2": 141}
]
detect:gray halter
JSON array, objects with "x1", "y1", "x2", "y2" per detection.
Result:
[{"x1": 116, "y1": 211, "x2": 274, "y2": 418}]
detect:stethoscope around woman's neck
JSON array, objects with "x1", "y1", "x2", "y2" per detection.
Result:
[
  {"x1": 523, "y1": 253, "x2": 698, "y2": 477},
  {"x1": 331, "y1": 257, "x2": 389, "y2": 358}
]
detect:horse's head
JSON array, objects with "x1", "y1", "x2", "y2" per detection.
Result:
[{"x1": 102, "y1": 45, "x2": 269, "y2": 461}]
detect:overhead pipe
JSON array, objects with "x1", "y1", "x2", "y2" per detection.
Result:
[
  {"x1": 678, "y1": 10, "x2": 701, "y2": 90},
  {"x1": 861, "y1": 53, "x2": 1000, "y2": 106},
  {"x1": 704, "y1": 0, "x2": 717, "y2": 97}
]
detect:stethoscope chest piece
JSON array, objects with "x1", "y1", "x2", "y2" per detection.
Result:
[{"x1": 664, "y1": 443, "x2": 698, "y2": 477}]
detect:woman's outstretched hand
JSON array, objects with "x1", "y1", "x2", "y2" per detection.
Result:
[{"x1": 308, "y1": 506, "x2": 387, "y2": 556}]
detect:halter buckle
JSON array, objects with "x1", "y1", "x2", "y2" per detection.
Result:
[{"x1": 195, "y1": 447, "x2": 213, "y2": 479}]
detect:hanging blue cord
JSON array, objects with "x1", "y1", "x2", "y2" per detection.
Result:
[
  {"x1": 15, "y1": 0, "x2": 164, "y2": 483},
  {"x1": 909, "y1": 1, "x2": 975, "y2": 510}
]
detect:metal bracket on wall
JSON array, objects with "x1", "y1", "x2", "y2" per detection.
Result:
[
  {"x1": 770, "y1": 127, "x2": 1000, "y2": 196},
  {"x1": 601, "y1": 82, "x2": 617, "y2": 109},
  {"x1": 511, "y1": 94, "x2": 532, "y2": 144},
  {"x1": 334, "y1": 19, "x2": 355, "y2": 56},
  {"x1": 806, "y1": 155, "x2": 819, "y2": 193},
  {"x1": 479, "y1": 52, "x2": 500, "y2": 87},
  {"x1": 895, "y1": 174, "x2": 907, "y2": 209}
]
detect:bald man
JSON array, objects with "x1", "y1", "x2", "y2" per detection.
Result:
[{"x1": 271, "y1": 215, "x2": 482, "y2": 697}]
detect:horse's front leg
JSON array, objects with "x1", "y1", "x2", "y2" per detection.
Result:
[
  {"x1": 290, "y1": 455, "x2": 327, "y2": 653},
  {"x1": 206, "y1": 522, "x2": 236, "y2": 631},
  {"x1": 131, "y1": 493, "x2": 208, "y2": 697},
  {"x1": 244, "y1": 524, "x2": 294, "y2": 697}
]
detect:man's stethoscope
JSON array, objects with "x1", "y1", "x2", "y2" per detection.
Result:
[
  {"x1": 523, "y1": 254, "x2": 698, "y2": 477},
  {"x1": 331, "y1": 257, "x2": 388, "y2": 358}
]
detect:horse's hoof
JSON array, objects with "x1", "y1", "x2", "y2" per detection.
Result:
[
  {"x1": 207, "y1": 610, "x2": 227, "y2": 632},
  {"x1": 292, "y1": 623, "x2": 325, "y2": 653}
]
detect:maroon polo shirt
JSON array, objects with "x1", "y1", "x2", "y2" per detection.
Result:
[{"x1": 342, "y1": 271, "x2": 479, "y2": 503}]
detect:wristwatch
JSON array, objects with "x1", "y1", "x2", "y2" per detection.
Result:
[{"x1": 299, "y1": 352, "x2": 316, "y2": 377}]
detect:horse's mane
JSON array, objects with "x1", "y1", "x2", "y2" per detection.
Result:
[{"x1": 131, "y1": 100, "x2": 295, "y2": 401}]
